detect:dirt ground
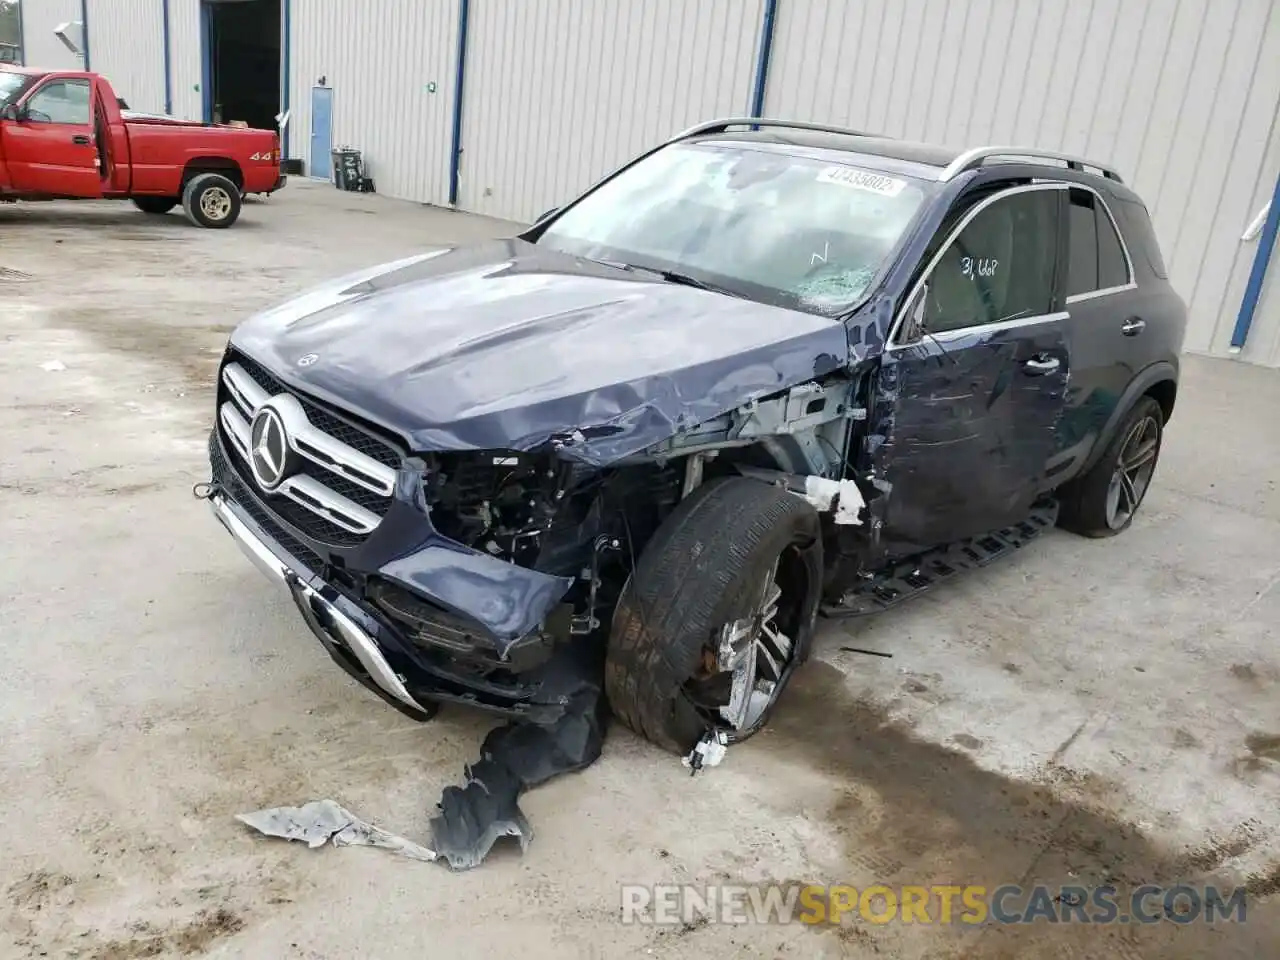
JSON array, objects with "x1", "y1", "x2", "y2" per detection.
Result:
[{"x1": 1, "y1": 182, "x2": 1278, "y2": 959}]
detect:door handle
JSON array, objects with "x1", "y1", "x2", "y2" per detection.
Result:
[
  {"x1": 72, "y1": 135, "x2": 91, "y2": 145},
  {"x1": 1121, "y1": 317, "x2": 1146, "y2": 337},
  {"x1": 1023, "y1": 355, "x2": 1060, "y2": 376}
]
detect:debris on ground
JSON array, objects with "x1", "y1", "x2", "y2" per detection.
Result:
[
  {"x1": 683, "y1": 730, "x2": 729, "y2": 775},
  {"x1": 237, "y1": 643, "x2": 609, "y2": 872},
  {"x1": 430, "y1": 642, "x2": 609, "y2": 870},
  {"x1": 235, "y1": 798, "x2": 437, "y2": 862},
  {"x1": 40, "y1": 359, "x2": 66, "y2": 372}
]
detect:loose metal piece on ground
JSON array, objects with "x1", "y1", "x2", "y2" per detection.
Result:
[{"x1": 235, "y1": 799, "x2": 437, "y2": 862}]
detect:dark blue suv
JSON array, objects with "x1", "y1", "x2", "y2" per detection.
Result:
[{"x1": 205, "y1": 118, "x2": 1185, "y2": 754}]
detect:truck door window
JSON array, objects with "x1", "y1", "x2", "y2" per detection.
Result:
[
  {"x1": 25, "y1": 79, "x2": 92, "y2": 125},
  {"x1": 922, "y1": 188, "x2": 1061, "y2": 334}
]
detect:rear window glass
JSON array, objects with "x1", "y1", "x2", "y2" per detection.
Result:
[
  {"x1": 1116, "y1": 198, "x2": 1168, "y2": 279},
  {"x1": 1067, "y1": 188, "x2": 1131, "y2": 295}
]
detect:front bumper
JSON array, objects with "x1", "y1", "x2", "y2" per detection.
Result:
[
  {"x1": 207, "y1": 425, "x2": 579, "y2": 724},
  {"x1": 210, "y1": 492, "x2": 434, "y2": 719}
]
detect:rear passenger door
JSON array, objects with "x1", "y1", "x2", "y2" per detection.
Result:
[
  {"x1": 869, "y1": 184, "x2": 1070, "y2": 555},
  {"x1": 1048, "y1": 186, "x2": 1140, "y2": 479}
]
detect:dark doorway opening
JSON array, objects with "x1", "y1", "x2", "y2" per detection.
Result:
[{"x1": 207, "y1": 0, "x2": 280, "y2": 133}]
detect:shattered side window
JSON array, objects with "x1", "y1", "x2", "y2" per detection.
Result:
[{"x1": 537, "y1": 142, "x2": 931, "y2": 315}]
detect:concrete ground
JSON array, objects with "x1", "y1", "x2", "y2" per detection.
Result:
[{"x1": 1, "y1": 181, "x2": 1277, "y2": 959}]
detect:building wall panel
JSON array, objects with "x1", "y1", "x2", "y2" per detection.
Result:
[
  {"x1": 459, "y1": 0, "x2": 763, "y2": 223},
  {"x1": 764, "y1": 0, "x2": 1280, "y2": 363},
  {"x1": 288, "y1": 0, "x2": 456, "y2": 206},
  {"x1": 87, "y1": 0, "x2": 166, "y2": 113},
  {"x1": 167, "y1": 0, "x2": 202, "y2": 121},
  {"x1": 20, "y1": 0, "x2": 82, "y2": 70}
]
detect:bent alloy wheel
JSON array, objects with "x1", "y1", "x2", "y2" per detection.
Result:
[
  {"x1": 1058, "y1": 395, "x2": 1165, "y2": 538},
  {"x1": 685, "y1": 549, "x2": 808, "y2": 740},
  {"x1": 606, "y1": 477, "x2": 823, "y2": 755}
]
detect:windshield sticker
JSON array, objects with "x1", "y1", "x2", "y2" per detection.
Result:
[{"x1": 815, "y1": 166, "x2": 908, "y2": 197}]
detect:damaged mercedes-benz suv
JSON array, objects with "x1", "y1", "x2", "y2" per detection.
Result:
[{"x1": 204, "y1": 118, "x2": 1184, "y2": 755}]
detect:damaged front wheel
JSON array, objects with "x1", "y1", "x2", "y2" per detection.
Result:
[{"x1": 605, "y1": 477, "x2": 823, "y2": 755}]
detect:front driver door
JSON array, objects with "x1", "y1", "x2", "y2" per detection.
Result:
[
  {"x1": 2, "y1": 77, "x2": 102, "y2": 197},
  {"x1": 868, "y1": 183, "x2": 1070, "y2": 556}
]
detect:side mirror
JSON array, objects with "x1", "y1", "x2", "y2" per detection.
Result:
[
  {"x1": 534, "y1": 206, "x2": 558, "y2": 224},
  {"x1": 0, "y1": 104, "x2": 20, "y2": 122}
]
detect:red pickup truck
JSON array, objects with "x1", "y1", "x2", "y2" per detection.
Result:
[{"x1": 0, "y1": 66, "x2": 285, "y2": 228}]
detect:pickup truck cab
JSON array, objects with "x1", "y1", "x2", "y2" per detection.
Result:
[{"x1": 0, "y1": 66, "x2": 284, "y2": 227}]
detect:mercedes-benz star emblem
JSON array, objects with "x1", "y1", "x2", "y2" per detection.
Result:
[
  {"x1": 297, "y1": 353, "x2": 319, "y2": 367},
  {"x1": 249, "y1": 407, "x2": 289, "y2": 490}
]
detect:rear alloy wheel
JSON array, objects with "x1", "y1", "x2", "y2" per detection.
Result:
[
  {"x1": 182, "y1": 172, "x2": 242, "y2": 228},
  {"x1": 1058, "y1": 395, "x2": 1164, "y2": 537},
  {"x1": 132, "y1": 196, "x2": 178, "y2": 215},
  {"x1": 605, "y1": 477, "x2": 823, "y2": 754}
]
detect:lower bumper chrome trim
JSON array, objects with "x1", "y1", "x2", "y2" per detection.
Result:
[{"x1": 209, "y1": 493, "x2": 428, "y2": 714}]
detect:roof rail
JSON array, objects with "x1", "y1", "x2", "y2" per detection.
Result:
[
  {"x1": 673, "y1": 117, "x2": 885, "y2": 143},
  {"x1": 939, "y1": 146, "x2": 1123, "y2": 184}
]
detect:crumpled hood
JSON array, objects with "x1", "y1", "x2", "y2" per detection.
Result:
[{"x1": 230, "y1": 238, "x2": 851, "y2": 464}]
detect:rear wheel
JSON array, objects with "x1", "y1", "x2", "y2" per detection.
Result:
[
  {"x1": 132, "y1": 196, "x2": 177, "y2": 215},
  {"x1": 605, "y1": 477, "x2": 823, "y2": 755},
  {"x1": 1058, "y1": 395, "x2": 1164, "y2": 537},
  {"x1": 182, "y1": 172, "x2": 242, "y2": 228}
]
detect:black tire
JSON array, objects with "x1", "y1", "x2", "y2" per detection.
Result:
[
  {"x1": 182, "y1": 172, "x2": 242, "y2": 228},
  {"x1": 605, "y1": 476, "x2": 824, "y2": 755},
  {"x1": 132, "y1": 196, "x2": 178, "y2": 215},
  {"x1": 1058, "y1": 395, "x2": 1164, "y2": 538}
]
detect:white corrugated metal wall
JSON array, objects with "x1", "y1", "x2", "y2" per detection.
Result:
[
  {"x1": 289, "y1": 0, "x2": 457, "y2": 205},
  {"x1": 763, "y1": 0, "x2": 1280, "y2": 367},
  {"x1": 457, "y1": 0, "x2": 764, "y2": 223},
  {"x1": 87, "y1": 0, "x2": 166, "y2": 113},
  {"x1": 167, "y1": 0, "x2": 202, "y2": 121},
  {"x1": 19, "y1": 0, "x2": 82, "y2": 70}
]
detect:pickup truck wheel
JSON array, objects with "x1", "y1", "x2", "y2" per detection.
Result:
[
  {"x1": 132, "y1": 196, "x2": 177, "y2": 215},
  {"x1": 605, "y1": 477, "x2": 823, "y2": 755},
  {"x1": 1058, "y1": 395, "x2": 1164, "y2": 538},
  {"x1": 182, "y1": 173, "x2": 242, "y2": 228}
]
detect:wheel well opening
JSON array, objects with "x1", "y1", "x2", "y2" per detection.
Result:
[
  {"x1": 1145, "y1": 379, "x2": 1177, "y2": 424},
  {"x1": 183, "y1": 158, "x2": 244, "y2": 192}
]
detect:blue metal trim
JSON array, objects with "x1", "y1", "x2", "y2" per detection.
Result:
[
  {"x1": 748, "y1": 0, "x2": 778, "y2": 117},
  {"x1": 200, "y1": 1, "x2": 212, "y2": 122},
  {"x1": 281, "y1": 0, "x2": 291, "y2": 158},
  {"x1": 79, "y1": 0, "x2": 90, "y2": 70},
  {"x1": 448, "y1": 0, "x2": 470, "y2": 206},
  {"x1": 1230, "y1": 171, "x2": 1280, "y2": 349},
  {"x1": 162, "y1": 0, "x2": 173, "y2": 114}
]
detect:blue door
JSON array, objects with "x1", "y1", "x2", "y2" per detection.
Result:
[{"x1": 310, "y1": 86, "x2": 333, "y2": 180}]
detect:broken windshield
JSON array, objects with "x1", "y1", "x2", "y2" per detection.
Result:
[{"x1": 537, "y1": 141, "x2": 931, "y2": 315}]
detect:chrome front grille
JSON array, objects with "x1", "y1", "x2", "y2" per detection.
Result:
[{"x1": 217, "y1": 355, "x2": 402, "y2": 545}]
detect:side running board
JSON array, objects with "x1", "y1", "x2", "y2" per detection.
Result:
[{"x1": 821, "y1": 502, "x2": 1060, "y2": 619}]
